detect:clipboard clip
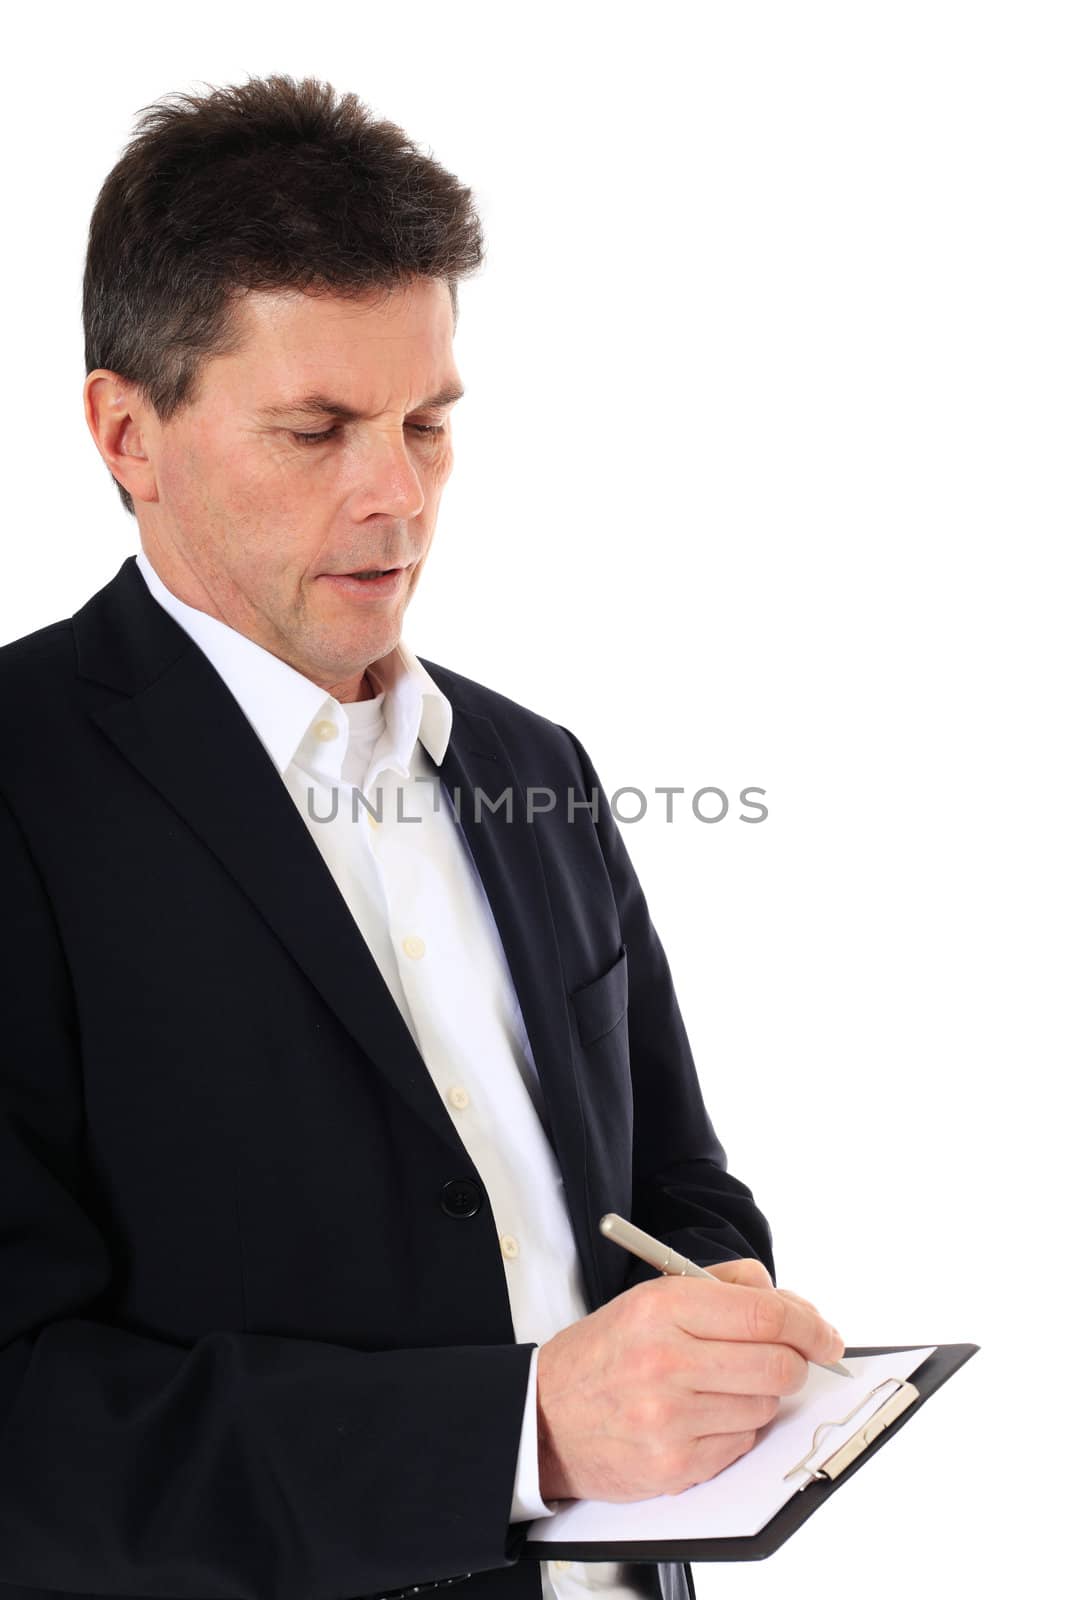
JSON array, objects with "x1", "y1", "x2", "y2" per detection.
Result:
[{"x1": 784, "y1": 1376, "x2": 921, "y2": 1486}]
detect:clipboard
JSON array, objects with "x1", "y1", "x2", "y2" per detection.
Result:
[{"x1": 523, "y1": 1342, "x2": 978, "y2": 1564}]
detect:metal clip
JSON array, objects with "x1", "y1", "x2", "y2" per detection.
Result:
[{"x1": 785, "y1": 1377, "x2": 920, "y2": 1485}]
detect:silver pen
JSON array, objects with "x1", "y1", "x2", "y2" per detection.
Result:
[{"x1": 599, "y1": 1212, "x2": 852, "y2": 1377}]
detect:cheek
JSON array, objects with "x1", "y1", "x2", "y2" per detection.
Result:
[
  {"x1": 155, "y1": 440, "x2": 274, "y2": 596},
  {"x1": 159, "y1": 428, "x2": 281, "y2": 529},
  {"x1": 424, "y1": 443, "x2": 454, "y2": 496},
  {"x1": 156, "y1": 427, "x2": 228, "y2": 522}
]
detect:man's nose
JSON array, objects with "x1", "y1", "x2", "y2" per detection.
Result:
[{"x1": 342, "y1": 427, "x2": 426, "y2": 520}]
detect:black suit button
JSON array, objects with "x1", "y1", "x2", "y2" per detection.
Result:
[{"x1": 440, "y1": 1178, "x2": 483, "y2": 1218}]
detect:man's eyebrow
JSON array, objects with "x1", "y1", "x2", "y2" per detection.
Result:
[{"x1": 257, "y1": 384, "x2": 465, "y2": 422}]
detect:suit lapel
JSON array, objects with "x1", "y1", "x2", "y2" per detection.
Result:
[
  {"x1": 73, "y1": 558, "x2": 597, "y2": 1299},
  {"x1": 74, "y1": 559, "x2": 466, "y2": 1157}
]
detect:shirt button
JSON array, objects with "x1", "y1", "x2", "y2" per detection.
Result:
[
  {"x1": 448, "y1": 1085, "x2": 470, "y2": 1110},
  {"x1": 500, "y1": 1234, "x2": 520, "y2": 1260},
  {"x1": 552, "y1": 1559, "x2": 572, "y2": 1571},
  {"x1": 366, "y1": 811, "x2": 380, "y2": 830},
  {"x1": 313, "y1": 719, "x2": 339, "y2": 742},
  {"x1": 401, "y1": 934, "x2": 426, "y2": 960}
]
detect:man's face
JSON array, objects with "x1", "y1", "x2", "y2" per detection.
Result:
[{"x1": 135, "y1": 278, "x2": 462, "y2": 699}]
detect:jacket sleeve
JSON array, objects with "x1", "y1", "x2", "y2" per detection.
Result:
[
  {"x1": 558, "y1": 729, "x2": 776, "y2": 1293},
  {"x1": 0, "y1": 787, "x2": 533, "y2": 1600}
]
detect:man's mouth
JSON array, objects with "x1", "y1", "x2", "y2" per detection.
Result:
[
  {"x1": 326, "y1": 563, "x2": 408, "y2": 578},
  {"x1": 318, "y1": 565, "x2": 409, "y2": 597}
]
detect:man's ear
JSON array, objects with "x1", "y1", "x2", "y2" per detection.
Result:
[{"x1": 83, "y1": 370, "x2": 160, "y2": 505}]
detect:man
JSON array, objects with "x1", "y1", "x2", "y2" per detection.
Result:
[{"x1": 0, "y1": 76, "x2": 843, "y2": 1600}]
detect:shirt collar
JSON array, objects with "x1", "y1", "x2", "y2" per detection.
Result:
[{"x1": 134, "y1": 547, "x2": 452, "y2": 779}]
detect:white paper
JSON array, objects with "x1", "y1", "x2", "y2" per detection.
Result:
[{"x1": 526, "y1": 1347, "x2": 936, "y2": 1545}]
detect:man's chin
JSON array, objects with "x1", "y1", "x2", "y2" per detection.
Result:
[{"x1": 310, "y1": 629, "x2": 404, "y2": 700}]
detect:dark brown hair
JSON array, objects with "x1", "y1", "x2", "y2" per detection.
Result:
[{"x1": 83, "y1": 74, "x2": 484, "y2": 513}]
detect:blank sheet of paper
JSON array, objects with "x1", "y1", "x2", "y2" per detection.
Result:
[{"x1": 527, "y1": 1346, "x2": 936, "y2": 1544}]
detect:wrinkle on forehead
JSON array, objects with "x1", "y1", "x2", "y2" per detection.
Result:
[{"x1": 210, "y1": 281, "x2": 460, "y2": 414}]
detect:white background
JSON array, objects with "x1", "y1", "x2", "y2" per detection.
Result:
[{"x1": 1, "y1": 3, "x2": 1062, "y2": 1596}]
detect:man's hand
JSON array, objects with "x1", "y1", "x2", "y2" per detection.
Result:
[
  {"x1": 536, "y1": 1266, "x2": 844, "y2": 1503},
  {"x1": 701, "y1": 1257, "x2": 822, "y2": 1315},
  {"x1": 699, "y1": 1257, "x2": 773, "y2": 1289}
]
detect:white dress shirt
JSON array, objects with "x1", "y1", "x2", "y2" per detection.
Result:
[{"x1": 134, "y1": 549, "x2": 657, "y2": 1600}]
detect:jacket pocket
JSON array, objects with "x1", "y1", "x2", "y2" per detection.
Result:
[{"x1": 569, "y1": 944, "x2": 629, "y2": 1045}]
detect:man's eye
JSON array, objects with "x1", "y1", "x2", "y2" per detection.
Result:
[
  {"x1": 289, "y1": 422, "x2": 446, "y2": 447},
  {"x1": 291, "y1": 428, "x2": 340, "y2": 446}
]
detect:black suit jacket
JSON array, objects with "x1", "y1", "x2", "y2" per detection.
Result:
[{"x1": 0, "y1": 557, "x2": 774, "y2": 1600}]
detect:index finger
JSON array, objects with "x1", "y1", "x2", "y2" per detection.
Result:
[
  {"x1": 670, "y1": 1274, "x2": 844, "y2": 1367},
  {"x1": 701, "y1": 1258, "x2": 774, "y2": 1291}
]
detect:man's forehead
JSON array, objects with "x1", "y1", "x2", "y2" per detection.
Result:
[{"x1": 214, "y1": 282, "x2": 462, "y2": 410}]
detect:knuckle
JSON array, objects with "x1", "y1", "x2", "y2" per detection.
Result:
[
  {"x1": 778, "y1": 1288, "x2": 817, "y2": 1312},
  {"x1": 650, "y1": 1441, "x2": 687, "y2": 1485},
  {"x1": 768, "y1": 1344, "x2": 806, "y2": 1394},
  {"x1": 623, "y1": 1279, "x2": 661, "y2": 1323},
  {"x1": 785, "y1": 1350, "x2": 808, "y2": 1394},
  {"x1": 750, "y1": 1292, "x2": 788, "y2": 1343},
  {"x1": 625, "y1": 1390, "x2": 667, "y2": 1436},
  {"x1": 631, "y1": 1278, "x2": 680, "y2": 1332},
  {"x1": 632, "y1": 1335, "x2": 675, "y2": 1389},
  {"x1": 752, "y1": 1392, "x2": 781, "y2": 1426},
  {"x1": 664, "y1": 1275, "x2": 696, "y2": 1314}
]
